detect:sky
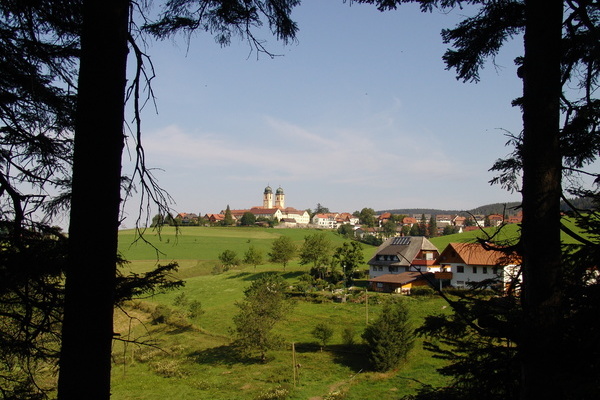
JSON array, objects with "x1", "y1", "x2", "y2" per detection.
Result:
[{"x1": 119, "y1": 1, "x2": 525, "y2": 228}]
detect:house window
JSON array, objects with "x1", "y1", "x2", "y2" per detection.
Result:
[
  {"x1": 457, "y1": 266, "x2": 464, "y2": 273},
  {"x1": 405, "y1": 266, "x2": 410, "y2": 272},
  {"x1": 377, "y1": 283, "x2": 383, "y2": 288},
  {"x1": 483, "y1": 267, "x2": 488, "y2": 274},
  {"x1": 473, "y1": 267, "x2": 477, "y2": 274},
  {"x1": 493, "y1": 267, "x2": 499, "y2": 275}
]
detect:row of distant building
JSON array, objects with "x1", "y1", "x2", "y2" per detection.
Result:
[{"x1": 175, "y1": 185, "x2": 523, "y2": 232}]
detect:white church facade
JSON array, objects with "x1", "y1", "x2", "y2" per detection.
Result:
[{"x1": 229, "y1": 186, "x2": 310, "y2": 225}]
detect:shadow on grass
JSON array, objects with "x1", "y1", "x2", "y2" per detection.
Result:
[
  {"x1": 226, "y1": 271, "x2": 300, "y2": 282},
  {"x1": 189, "y1": 345, "x2": 254, "y2": 366},
  {"x1": 281, "y1": 271, "x2": 305, "y2": 280},
  {"x1": 189, "y1": 345, "x2": 279, "y2": 366},
  {"x1": 291, "y1": 342, "x2": 368, "y2": 373}
]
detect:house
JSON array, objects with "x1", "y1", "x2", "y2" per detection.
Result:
[
  {"x1": 436, "y1": 242, "x2": 521, "y2": 291},
  {"x1": 279, "y1": 218, "x2": 298, "y2": 227},
  {"x1": 176, "y1": 212, "x2": 199, "y2": 225},
  {"x1": 402, "y1": 216, "x2": 417, "y2": 226},
  {"x1": 378, "y1": 212, "x2": 392, "y2": 226},
  {"x1": 354, "y1": 227, "x2": 378, "y2": 239},
  {"x1": 368, "y1": 271, "x2": 434, "y2": 294},
  {"x1": 204, "y1": 213, "x2": 225, "y2": 224},
  {"x1": 453, "y1": 216, "x2": 466, "y2": 227},
  {"x1": 281, "y1": 207, "x2": 310, "y2": 225},
  {"x1": 312, "y1": 213, "x2": 339, "y2": 229},
  {"x1": 338, "y1": 212, "x2": 359, "y2": 225},
  {"x1": 507, "y1": 211, "x2": 523, "y2": 224},
  {"x1": 367, "y1": 236, "x2": 440, "y2": 279},
  {"x1": 435, "y1": 214, "x2": 453, "y2": 227},
  {"x1": 488, "y1": 214, "x2": 505, "y2": 227}
]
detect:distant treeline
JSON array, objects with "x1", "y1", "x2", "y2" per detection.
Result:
[{"x1": 379, "y1": 198, "x2": 594, "y2": 217}]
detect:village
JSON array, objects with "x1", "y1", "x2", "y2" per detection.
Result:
[{"x1": 172, "y1": 185, "x2": 524, "y2": 237}]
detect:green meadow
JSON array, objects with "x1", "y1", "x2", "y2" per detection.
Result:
[{"x1": 113, "y1": 221, "x2": 581, "y2": 399}]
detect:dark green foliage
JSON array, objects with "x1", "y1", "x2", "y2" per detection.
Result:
[
  {"x1": 218, "y1": 249, "x2": 240, "y2": 269},
  {"x1": 358, "y1": 207, "x2": 376, "y2": 227},
  {"x1": 341, "y1": 327, "x2": 356, "y2": 346},
  {"x1": 406, "y1": 295, "x2": 521, "y2": 400},
  {"x1": 243, "y1": 245, "x2": 264, "y2": 270},
  {"x1": 151, "y1": 304, "x2": 172, "y2": 324},
  {"x1": 0, "y1": 228, "x2": 67, "y2": 399},
  {"x1": 268, "y1": 235, "x2": 297, "y2": 270},
  {"x1": 362, "y1": 298, "x2": 414, "y2": 372},
  {"x1": 381, "y1": 220, "x2": 398, "y2": 238},
  {"x1": 146, "y1": 0, "x2": 300, "y2": 51},
  {"x1": 311, "y1": 322, "x2": 334, "y2": 350},
  {"x1": 240, "y1": 211, "x2": 256, "y2": 226},
  {"x1": 410, "y1": 286, "x2": 435, "y2": 297},
  {"x1": 115, "y1": 262, "x2": 184, "y2": 304},
  {"x1": 331, "y1": 241, "x2": 365, "y2": 286},
  {"x1": 337, "y1": 223, "x2": 355, "y2": 238},
  {"x1": 360, "y1": 234, "x2": 383, "y2": 246},
  {"x1": 231, "y1": 274, "x2": 293, "y2": 361},
  {"x1": 187, "y1": 300, "x2": 204, "y2": 319},
  {"x1": 428, "y1": 216, "x2": 437, "y2": 237},
  {"x1": 299, "y1": 232, "x2": 333, "y2": 269},
  {"x1": 223, "y1": 205, "x2": 234, "y2": 226}
]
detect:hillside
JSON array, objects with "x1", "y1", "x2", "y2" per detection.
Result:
[{"x1": 379, "y1": 197, "x2": 593, "y2": 217}]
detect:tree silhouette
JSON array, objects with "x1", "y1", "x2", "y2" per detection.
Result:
[
  {"x1": 354, "y1": 0, "x2": 600, "y2": 397},
  {"x1": 57, "y1": 1, "x2": 301, "y2": 398}
]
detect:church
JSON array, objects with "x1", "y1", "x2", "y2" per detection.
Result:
[{"x1": 229, "y1": 186, "x2": 310, "y2": 226}]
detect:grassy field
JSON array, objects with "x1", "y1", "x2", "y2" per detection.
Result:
[
  {"x1": 113, "y1": 222, "x2": 582, "y2": 399},
  {"x1": 113, "y1": 226, "x2": 455, "y2": 399}
]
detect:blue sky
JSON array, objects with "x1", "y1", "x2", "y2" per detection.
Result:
[{"x1": 121, "y1": 1, "x2": 525, "y2": 227}]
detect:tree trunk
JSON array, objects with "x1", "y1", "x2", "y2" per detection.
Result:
[
  {"x1": 519, "y1": 0, "x2": 564, "y2": 398},
  {"x1": 57, "y1": 0, "x2": 129, "y2": 398}
]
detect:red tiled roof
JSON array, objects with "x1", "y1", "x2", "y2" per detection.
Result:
[{"x1": 439, "y1": 242, "x2": 520, "y2": 266}]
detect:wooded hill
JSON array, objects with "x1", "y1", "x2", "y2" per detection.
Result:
[{"x1": 379, "y1": 198, "x2": 593, "y2": 217}]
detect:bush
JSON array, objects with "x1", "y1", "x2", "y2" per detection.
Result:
[
  {"x1": 362, "y1": 298, "x2": 414, "y2": 372},
  {"x1": 173, "y1": 291, "x2": 189, "y2": 307},
  {"x1": 151, "y1": 304, "x2": 172, "y2": 324},
  {"x1": 311, "y1": 322, "x2": 334, "y2": 349},
  {"x1": 410, "y1": 286, "x2": 435, "y2": 297},
  {"x1": 341, "y1": 327, "x2": 356, "y2": 346},
  {"x1": 188, "y1": 300, "x2": 204, "y2": 319}
]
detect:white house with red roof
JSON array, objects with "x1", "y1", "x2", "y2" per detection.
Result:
[{"x1": 436, "y1": 242, "x2": 521, "y2": 291}]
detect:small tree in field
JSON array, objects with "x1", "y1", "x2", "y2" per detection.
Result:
[
  {"x1": 243, "y1": 245, "x2": 264, "y2": 271},
  {"x1": 269, "y1": 235, "x2": 297, "y2": 271},
  {"x1": 218, "y1": 249, "x2": 240, "y2": 270},
  {"x1": 231, "y1": 274, "x2": 292, "y2": 362},
  {"x1": 311, "y1": 322, "x2": 334, "y2": 351},
  {"x1": 362, "y1": 298, "x2": 414, "y2": 372}
]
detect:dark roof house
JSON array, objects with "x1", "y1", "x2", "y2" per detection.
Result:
[{"x1": 367, "y1": 236, "x2": 439, "y2": 278}]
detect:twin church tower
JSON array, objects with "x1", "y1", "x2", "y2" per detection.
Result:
[{"x1": 262, "y1": 185, "x2": 285, "y2": 209}]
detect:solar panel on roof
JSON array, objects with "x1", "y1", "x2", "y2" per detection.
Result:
[{"x1": 391, "y1": 237, "x2": 411, "y2": 246}]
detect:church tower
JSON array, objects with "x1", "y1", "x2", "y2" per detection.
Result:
[
  {"x1": 263, "y1": 186, "x2": 273, "y2": 208},
  {"x1": 275, "y1": 186, "x2": 285, "y2": 209}
]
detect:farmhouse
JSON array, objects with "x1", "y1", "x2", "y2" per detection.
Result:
[
  {"x1": 367, "y1": 236, "x2": 439, "y2": 279},
  {"x1": 436, "y1": 242, "x2": 521, "y2": 291}
]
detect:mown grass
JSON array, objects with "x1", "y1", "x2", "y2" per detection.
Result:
[{"x1": 113, "y1": 226, "x2": 452, "y2": 399}]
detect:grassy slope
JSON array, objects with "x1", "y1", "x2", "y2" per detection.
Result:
[
  {"x1": 113, "y1": 220, "x2": 587, "y2": 399},
  {"x1": 113, "y1": 227, "x2": 448, "y2": 400}
]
